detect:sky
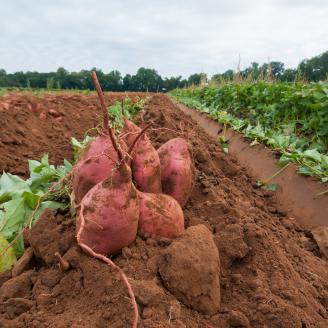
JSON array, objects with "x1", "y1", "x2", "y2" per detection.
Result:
[{"x1": 1, "y1": 0, "x2": 328, "y2": 77}]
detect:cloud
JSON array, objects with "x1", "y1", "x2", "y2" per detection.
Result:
[{"x1": 0, "y1": 0, "x2": 327, "y2": 77}]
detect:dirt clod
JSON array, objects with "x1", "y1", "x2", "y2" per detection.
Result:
[
  {"x1": 0, "y1": 271, "x2": 35, "y2": 301},
  {"x1": 12, "y1": 247, "x2": 34, "y2": 277},
  {"x1": 24, "y1": 209, "x2": 74, "y2": 266},
  {"x1": 229, "y1": 310, "x2": 250, "y2": 327},
  {"x1": 311, "y1": 227, "x2": 328, "y2": 259},
  {"x1": 159, "y1": 224, "x2": 220, "y2": 315},
  {"x1": 2, "y1": 298, "x2": 35, "y2": 319},
  {"x1": 215, "y1": 224, "x2": 250, "y2": 267}
]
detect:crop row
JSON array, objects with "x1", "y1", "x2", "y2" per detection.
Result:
[{"x1": 171, "y1": 82, "x2": 328, "y2": 186}]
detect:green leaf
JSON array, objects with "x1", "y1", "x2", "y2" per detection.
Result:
[
  {"x1": 12, "y1": 235, "x2": 25, "y2": 258},
  {"x1": 0, "y1": 172, "x2": 31, "y2": 198},
  {"x1": 70, "y1": 136, "x2": 94, "y2": 161},
  {"x1": 263, "y1": 183, "x2": 279, "y2": 191},
  {"x1": 22, "y1": 191, "x2": 40, "y2": 209},
  {"x1": 0, "y1": 192, "x2": 12, "y2": 204},
  {"x1": 0, "y1": 198, "x2": 30, "y2": 240},
  {"x1": 298, "y1": 166, "x2": 314, "y2": 176},
  {"x1": 303, "y1": 149, "x2": 321, "y2": 162},
  {"x1": 0, "y1": 233, "x2": 16, "y2": 273}
]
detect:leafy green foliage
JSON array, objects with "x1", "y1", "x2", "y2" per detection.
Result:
[
  {"x1": 171, "y1": 82, "x2": 328, "y2": 183},
  {"x1": 0, "y1": 233, "x2": 16, "y2": 272},
  {"x1": 0, "y1": 155, "x2": 72, "y2": 257},
  {"x1": 70, "y1": 135, "x2": 95, "y2": 161},
  {"x1": 108, "y1": 96, "x2": 149, "y2": 129}
]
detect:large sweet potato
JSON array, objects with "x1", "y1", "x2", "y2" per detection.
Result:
[
  {"x1": 157, "y1": 138, "x2": 195, "y2": 207},
  {"x1": 76, "y1": 164, "x2": 139, "y2": 255}
]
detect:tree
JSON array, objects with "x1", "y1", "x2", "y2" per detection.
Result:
[
  {"x1": 281, "y1": 68, "x2": 297, "y2": 82},
  {"x1": 123, "y1": 74, "x2": 133, "y2": 91},
  {"x1": 188, "y1": 73, "x2": 206, "y2": 86},
  {"x1": 132, "y1": 68, "x2": 163, "y2": 92},
  {"x1": 162, "y1": 76, "x2": 182, "y2": 91},
  {"x1": 105, "y1": 70, "x2": 122, "y2": 91},
  {"x1": 298, "y1": 51, "x2": 328, "y2": 81}
]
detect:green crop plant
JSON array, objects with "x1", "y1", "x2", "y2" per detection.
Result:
[{"x1": 171, "y1": 81, "x2": 328, "y2": 184}]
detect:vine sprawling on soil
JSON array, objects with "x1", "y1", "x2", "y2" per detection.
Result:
[{"x1": 171, "y1": 82, "x2": 328, "y2": 184}]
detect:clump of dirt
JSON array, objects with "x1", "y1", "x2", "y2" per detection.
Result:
[
  {"x1": 159, "y1": 224, "x2": 220, "y2": 315},
  {"x1": 0, "y1": 93, "x2": 328, "y2": 328}
]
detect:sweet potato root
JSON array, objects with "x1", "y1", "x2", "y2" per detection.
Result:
[
  {"x1": 123, "y1": 119, "x2": 161, "y2": 193},
  {"x1": 157, "y1": 138, "x2": 195, "y2": 207},
  {"x1": 72, "y1": 136, "x2": 124, "y2": 204},
  {"x1": 138, "y1": 191, "x2": 184, "y2": 238}
]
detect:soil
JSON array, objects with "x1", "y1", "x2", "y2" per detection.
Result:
[
  {"x1": 0, "y1": 91, "x2": 147, "y2": 177},
  {"x1": 0, "y1": 93, "x2": 328, "y2": 327}
]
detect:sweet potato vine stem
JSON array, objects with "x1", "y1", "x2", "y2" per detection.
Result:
[
  {"x1": 128, "y1": 122, "x2": 152, "y2": 155},
  {"x1": 91, "y1": 71, "x2": 124, "y2": 162},
  {"x1": 91, "y1": 71, "x2": 110, "y2": 136},
  {"x1": 76, "y1": 203, "x2": 138, "y2": 328}
]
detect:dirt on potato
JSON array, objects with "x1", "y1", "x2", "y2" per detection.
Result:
[{"x1": 0, "y1": 93, "x2": 327, "y2": 328}]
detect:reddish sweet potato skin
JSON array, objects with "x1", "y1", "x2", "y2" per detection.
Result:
[
  {"x1": 157, "y1": 138, "x2": 195, "y2": 207},
  {"x1": 138, "y1": 191, "x2": 184, "y2": 239},
  {"x1": 123, "y1": 119, "x2": 162, "y2": 193},
  {"x1": 72, "y1": 135, "x2": 127, "y2": 204},
  {"x1": 76, "y1": 165, "x2": 139, "y2": 255}
]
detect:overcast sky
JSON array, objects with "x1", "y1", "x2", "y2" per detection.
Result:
[{"x1": 1, "y1": 0, "x2": 327, "y2": 77}]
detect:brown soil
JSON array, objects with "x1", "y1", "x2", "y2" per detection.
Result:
[
  {"x1": 0, "y1": 93, "x2": 328, "y2": 328},
  {"x1": 0, "y1": 92, "x2": 147, "y2": 177}
]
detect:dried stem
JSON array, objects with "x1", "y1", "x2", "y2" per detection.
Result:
[
  {"x1": 91, "y1": 71, "x2": 124, "y2": 162},
  {"x1": 76, "y1": 203, "x2": 138, "y2": 328},
  {"x1": 92, "y1": 72, "x2": 124, "y2": 162},
  {"x1": 128, "y1": 122, "x2": 152, "y2": 155},
  {"x1": 91, "y1": 71, "x2": 109, "y2": 135},
  {"x1": 262, "y1": 163, "x2": 290, "y2": 184}
]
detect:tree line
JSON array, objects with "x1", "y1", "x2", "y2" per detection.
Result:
[
  {"x1": 0, "y1": 50, "x2": 327, "y2": 92},
  {"x1": 0, "y1": 67, "x2": 202, "y2": 92}
]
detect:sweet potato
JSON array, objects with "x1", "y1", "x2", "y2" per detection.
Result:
[
  {"x1": 123, "y1": 118, "x2": 162, "y2": 193},
  {"x1": 76, "y1": 163, "x2": 139, "y2": 255},
  {"x1": 138, "y1": 191, "x2": 184, "y2": 238},
  {"x1": 157, "y1": 138, "x2": 195, "y2": 207},
  {"x1": 72, "y1": 136, "x2": 121, "y2": 204}
]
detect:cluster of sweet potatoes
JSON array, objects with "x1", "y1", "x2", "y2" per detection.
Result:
[
  {"x1": 73, "y1": 72, "x2": 195, "y2": 257},
  {"x1": 71, "y1": 73, "x2": 195, "y2": 326}
]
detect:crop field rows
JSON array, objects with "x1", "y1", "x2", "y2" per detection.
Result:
[
  {"x1": 172, "y1": 82, "x2": 328, "y2": 186},
  {"x1": 0, "y1": 89, "x2": 327, "y2": 327}
]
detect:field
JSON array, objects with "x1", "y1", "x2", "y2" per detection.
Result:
[{"x1": 0, "y1": 91, "x2": 328, "y2": 327}]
